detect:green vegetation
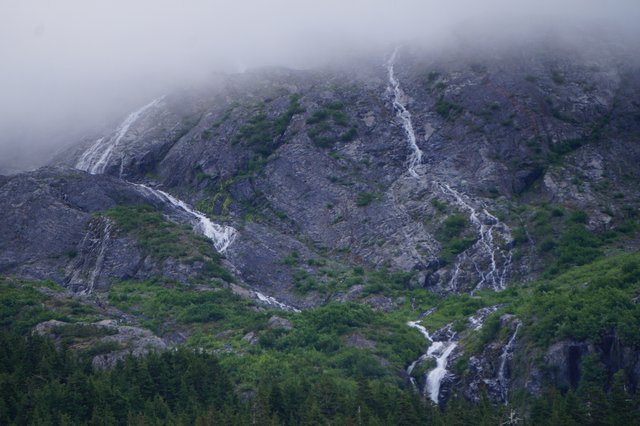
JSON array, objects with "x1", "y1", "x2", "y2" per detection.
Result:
[
  {"x1": 109, "y1": 278, "x2": 261, "y2": 336},
  {"x1": 103, "y1": 204, "x2": 233, "y2": 282},
  {"x1": 551, "y1": 70, "x2": 566, "y2": 85},
  {"x1": 435, "y1": 97, "x2": 463, "y2": 119},
  {"x1": 2, "y1": 245, "x2": 640, "y2": 423},
  {"x1": 232, "y1": 94, "x2": 305, "y2": 157},
  {"x1": 355, "y1": 191, "x2": 380, "y2": 207},
  {"x1": 0, "y1": 278, "x2": 64, "y2": 334},
  {"x1": 436, "y1": 212, "x2": 477, "y2": 264},
  {"x1": 1, "y1": 329, "x2": 552, "y2": 425},
  {"x1": 516, "y1": 252, "x2": 640, "y2": 346},
  {"x1": 306, "y1": 102, "x2": 358, "y2": 148},
  {"x1": 549, "y1": 113, "x2": 610, "y2": 156}
]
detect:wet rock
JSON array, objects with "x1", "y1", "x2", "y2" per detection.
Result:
[
  {"x1": 512, "y1": 164, "x2": 543, "y2": 194},
  {"x1": 268, "y1": 316, "x2": 293, "y2": 330},
  {"x1": 545, "y1": 341, "x2": 590, "y2": 389},
  {"x1": 33, "y1": 319, "x2": 167, "y2": 370},
  {"x1": 242, "y1": 331, "x2": 259, "y2": 345},
  {"x1": 344, "y1": 333, "x2": 376, "y2": 349}
]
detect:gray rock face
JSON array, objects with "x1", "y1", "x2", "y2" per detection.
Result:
[
  {"x1": 33, "y1": 319, "x2": 167, "y2": 370},
  {"x1": 543, "y1": 334, "x2": 640, "y2": 392},
  {"x1": 267, "y1": 315, "x2": 293, "y2": 330},
  {"x1": 545, "y1": 340, "x2": 591, "y2": 389},
  {"x1": 41, "y1": 40, "x2": 638, "y2": 301},
  {"x1": 0, "y1": 167, "x2": 228, "y2": 292}
]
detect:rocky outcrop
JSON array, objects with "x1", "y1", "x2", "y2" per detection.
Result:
[
  {"x1": 0, "y1": 167, "x2": 235, "y2": 292},
  {"x1": 34, "y1": 319, "x2": 167, "y2": 370},
  {"x1": 542, "y1": 334, "x2": 640, "y2": 392}
]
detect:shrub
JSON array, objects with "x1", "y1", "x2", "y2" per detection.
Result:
[
  {"x1": 355, "y1": 192, "x2": 379, "y2": 207},
  {"x1": 435, "y1": 98, "x2": 462, "y2": 119}
]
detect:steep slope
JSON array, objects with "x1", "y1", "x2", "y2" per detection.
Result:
[
  {"x1": 2, "y1": 39, "x2": 640, "y2": 420},
  {"x1": 49, "y1": 41, "x2": 640, "y2": 302}
]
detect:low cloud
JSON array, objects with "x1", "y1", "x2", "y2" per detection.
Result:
[{"x1": 1, "y1": 0, "x2": 638, "y2": 172}]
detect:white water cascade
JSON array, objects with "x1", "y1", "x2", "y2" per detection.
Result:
[
  {"x1": 407, "y1": 305, "x2": 506, "y2": 404},
  {"x1": 497, "y1": 321, "x2": 521, "y2": 404},
  {"x1": 387, "y1": 47, "x2": 423, "y2": 178},
  {"x1": 75, "y1": 97, "x2": 237, "y2": 254},
  {"x1": 438, "y1": 183, "x2": 513, "y2": 291},
  {"x1": 385, "y1": 48, "x2": 513, "y2": 292},
  {"x1": 254, "y1": 291, "x2": 301, "y2": 313},
  {"x1": 468, "y1": 305, "x2": 501, "y2": 331},
  {"x1": 406, "y1": 318, "x2": 457, "y2": 404},
  {"x1": 77, "y1": 96, "x2": 165, "y2": 174},
  {"x1": 133, "y1": 184, "x2": 237, "y2": 253},
  {"x1": 425, "y1": 334, "x2": 458, "y2": 404}
]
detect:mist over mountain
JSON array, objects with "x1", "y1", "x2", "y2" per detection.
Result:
[
  {"x1": 2, "y1": 0, "x2": 640, "y2": 172},
  {"x1": 1, "y1": 1, "x2": 640, "y2": 424}
]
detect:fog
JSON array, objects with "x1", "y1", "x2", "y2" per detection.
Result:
[{"x1": 1, "y1": 0, "x2": 639, "y2": 173}]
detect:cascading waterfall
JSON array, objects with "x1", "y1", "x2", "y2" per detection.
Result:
[
  {"x1": 438, "y1": 183, "x2": 513, "y2": 291},
  {"x1": 74, "y1": 97, "x2": 237, "y2": 254},
  {"x1": 386, "y1": 47, "x2": 423, "y2": 178},
  {"x1": 76, "y1": 96, "x2": 165, "y2": 174},
  {"x1": 73, "y1": 97, "x2": 301, "y2": 310},
  {"x1": 467, "y1": 305, "x2": 501, "y2": 330},
  {"x1": 407, "y1": 320, "x2": 432, "y2": 341},
  {"x1": 407, "y1": 306, "x2": 506, "y2": 404},
  {"x1": 254, "y1": 291, "x2": 300, "y2": 312},
  {"x1": 133, "y1": 184, "x2": 237, "y2": 253},
  {"x1": 497, "y1": 321, "x2": 521, "y2": 404},
  {"x1": 69, "y1": 219, "x2": 112, "y2": 295},
  {"x1": 385, "y1": 47, "x2": 513, "y2": 292},
  {"x1": 406, "y1": 318, "x2": 457, "y2": 404},
  {"x1": 425, "y1": 333, "x2": 457, "y2": 404}
]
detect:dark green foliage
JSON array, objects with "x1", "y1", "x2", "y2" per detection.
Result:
[
  {"x1": 0, "y1": 332, "x2": 238, "y2": 425},
  {"x1": 201, "y1": 129, "x2": 212, "y2": 140},
  {"x1": 550, "y1": 137, "x2": 587, "y2": 155},
  {"x1": 441, "y1": 213, "x2": 468, "y2": 239},
  {"x1": 104, "y1": 204, "x2": 233, "y2": 281},
  {"x1": 232, "y1": 94, "x2": 304, "y2": 157},
  {"x1": 544, "y1": 224, "x2": 603, "y2": 276},
  {"x1": 108, "y1": 279, "x2": 254, "y2": 333},
  {"x1": 551, "y1": 70, "x2": 566, "y2": 84},
  {"x1": 431, "y1": 197, "x2": 448, "y2": 213},
  {"x1": 437, "y1": 213, "x2": 477, "y2": 264},
  {"x1": 306, "y1": 109, "x2": 330, "y2": 125},
  {"x1": 435, "y1": 97, "x2": 463, "y2": 119},
  {"x1": 355, "y1": 191, "x2": 380, "y2": 207},
  {"x1": 306, "y1": 102, "x2": 358, "y2": 148},
  {"x1": 518, "y1": 252, "x2": 640, "y2": 346},
  {"x1": 0, "y1": 278, "x2": 62, "y2": 334},
  {"x1": 549, "y1": 114, "x2": 610, "y2": 156},
  {"x1": 340, "y1": 127, "x2": 357, "y2": 142}
]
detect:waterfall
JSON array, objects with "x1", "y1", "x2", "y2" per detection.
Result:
[
  {"x1": 385, "y1": 48, "x2": 513, "y2": 292},
  {"x1": 497, "y1": 321, "x2": 521, "y2": 404},
  {"x1": 76, "y1": 96, "x2": 165, "y2": 174},
  {"x1": 407, "y1": 306, "x2": 506, "y2": 404},
  {"x1": 386, "y1": 47, "x2": 424, "y2": 178},
  {"x1": 133, "y1": 184, "x2": 237, "y2": 253},
  {"x1": 438, "y1": 183, "x2": 513, "y2": 291},
  {"x1": 254, "y1": 291, "x2": 300, "y2": 312},
  {"x1": 425, "y1": 337, "x2": 458, "y2": 404},
  {"x1": 467, "y1": 305, "x2": 501, "y2": 330},
  {"x1": 74, "y1": 96, "x2": 237, "y2": 255},
  {"x1": 406, "y1": 319, "x2": 457, "y2": 404},
  {"x1": 407, "y1": 320, "x2": 433, "y2": 341}
]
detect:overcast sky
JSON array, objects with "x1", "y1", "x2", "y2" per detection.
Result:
[{"x1": 1, "y1": 0, "x2": 639, "y2": 172}]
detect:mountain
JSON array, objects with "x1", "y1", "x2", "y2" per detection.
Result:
[{"x1": 1, "y1": 40, "x2": 640, "y2": 424}]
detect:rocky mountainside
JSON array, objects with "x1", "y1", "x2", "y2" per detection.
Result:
[{"x1": 2, "y1": 39, "x2": 640, "y2": 421}]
